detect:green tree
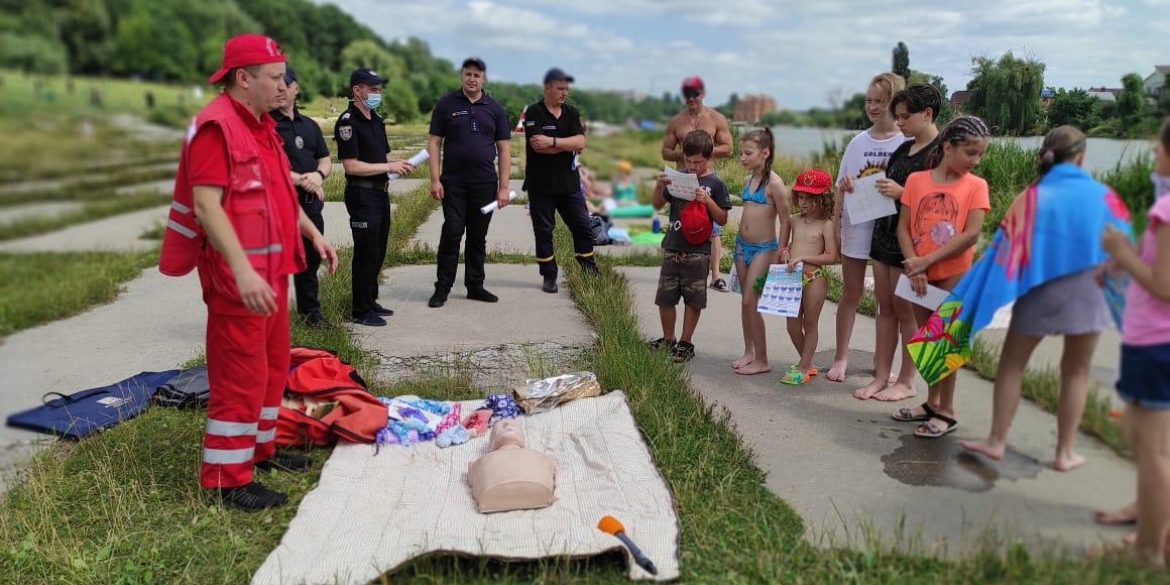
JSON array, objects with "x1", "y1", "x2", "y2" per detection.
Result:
[
  {"x1": 0, "y1": 32, "x2": 68, "y2": 74},
  {"x1": 1161, "y1": 73, "x2": 1170, "y2": 116},
  {"x1": 964, "y1": 52, "x2": 1046, "y2": 135},
  {"x1": 892, "y1": 42, "x2": 909, "y2": 81},
  {"x1": 1116, "y1": 73, "x2": 1146, "y2": 134},
  {"x1": 1046, "y1": 88, "x2": 1100, "y2": 130},
  {"x1": 54, "y1": 0, "x2": 113, "y2": 75}
]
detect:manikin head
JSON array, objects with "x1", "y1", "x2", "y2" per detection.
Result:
[{"x1": 490, "y1": 419, "x2": 526, "y2": 450}]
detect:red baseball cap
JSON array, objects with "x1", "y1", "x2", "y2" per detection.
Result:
[
  {"x1": 208, "y1": 34, "x2": 286, "y2": 84},
  {"x1": 681, "y1": 76, "x2": 704, "y2": 91},
  {"x1": 791, "y1": 169, "x2": 833, "y2": 194}
]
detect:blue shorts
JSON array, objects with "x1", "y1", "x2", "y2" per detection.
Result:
[
  {"x1": 1117, "y1": 342, "x2": 1170, "y2": 410},
  {"x1": 711, "y1": 222, "x2": 722, "y2": 239}
]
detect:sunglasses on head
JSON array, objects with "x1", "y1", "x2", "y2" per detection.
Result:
[{"x1": 683, "y1": 89, "x2": 701, "y2": 99}]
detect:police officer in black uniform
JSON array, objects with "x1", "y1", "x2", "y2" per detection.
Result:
[
  {"x1": 524, "y1": 67, "x2": 597, "y2": 294},
  {"x1": 425, "y1": 57, "x2": 512, "y2": 308},
  {"x1": 272, "y1": 65, "x2": 332, "y2": 327},
  {"x1": 335, "y1": 68, "x2": 414, "y2": 326}
]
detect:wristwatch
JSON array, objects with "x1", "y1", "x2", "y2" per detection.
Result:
[{"x1": 552, "y1": 137, "x2": 557, "y2": 148}]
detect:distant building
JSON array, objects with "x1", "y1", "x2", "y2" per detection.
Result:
[
  {"x1": 1144, "y1": 65, "x2": 1170, "y2": 99},
  {"x1": 949, "y1": 90, "x2": 970, "y2": 112},
  {"x1": 1087, "y1": 86, "x2": 1121, "y2": 102},
  {"x1": 732, "y1": 94, "x2": 777, "y2": 123},
  {"x1": 1040, "y1": 87, "x2": 1055, "y2": 108}
]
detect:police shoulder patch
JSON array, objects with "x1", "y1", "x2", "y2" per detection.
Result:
[
  {"x1": 339, "y1": 125, "x2": 353, "y2": 141},
  {"x1": 340, "y1": 112, "x2": 351, "y2": 120}
]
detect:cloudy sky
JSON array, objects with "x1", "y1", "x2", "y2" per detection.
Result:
[{"x1": 320, "y1": 0, "x2": 1169, "y2": 109}]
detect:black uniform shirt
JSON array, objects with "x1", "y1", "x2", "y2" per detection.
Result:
[
  {"x1": 429, "y1": 89, "x2": 510, "y2": 184},
  {"x1": 272, "y1": 108, "x2": 330, "y2": 203},
  {"x1": 523, "y1": 100, "x2": 584, "y2": 194},
  {"x1": 334, "y1": 101, "x2": 390, "y2": 184}
]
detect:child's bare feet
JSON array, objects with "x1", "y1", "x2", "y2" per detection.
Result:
[
  {"x1": 1054, "y1": 452, "x2": 1088, "y2": 472},
  {"x1": 826, "y1": 359, "x2": 848, "y2": 382},
  {"x1": 735, "y1": 361, "x2": 772, "y2": 375},
  {"x1": 958, "y1": 438, "x2": 1006, "y2": 461},
  {"x1": 872, "y1": 381, "x2": 916, "y2": 402},
  {"x1": 1094, "y1": 502, "x2": 1137, "y2": 526},
  {"x1": 732, "y1": 354, "x2": 754, "y2": 370},
  {"x1": 852, "y1": 378, "x2": 888, "y2": 400}
]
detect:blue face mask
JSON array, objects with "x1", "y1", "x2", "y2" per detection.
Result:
[{"x1": 363, "y1": 92, "x2": 382, "y2": 110}]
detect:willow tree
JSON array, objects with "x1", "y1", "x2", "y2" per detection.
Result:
[{"x1": 964, "y1": 52, "x2": 1046, "y2": 136}]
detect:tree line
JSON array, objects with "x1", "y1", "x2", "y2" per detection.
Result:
[
  {"x1": 0, "y1": 0, "x2": 684, "y2": 126},
  {"x1": 760, "y1": 42, "x2": 1167, "y2": 138}
]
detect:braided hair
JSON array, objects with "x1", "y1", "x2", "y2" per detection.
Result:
[
  {"x1": 741, "y1": 127, "x2": 776, "y2": 188},
  {"x1": 926, "y1": 115, "x2": 991, "y2": 169}
]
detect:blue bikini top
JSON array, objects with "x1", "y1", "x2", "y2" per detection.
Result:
[{"x1": 741, "y1": 178, "x2": 772, "y2": 205}]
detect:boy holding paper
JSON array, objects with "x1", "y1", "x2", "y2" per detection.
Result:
[{"x1": 648, "y1": 130, "x2": 731, "y2": 363}]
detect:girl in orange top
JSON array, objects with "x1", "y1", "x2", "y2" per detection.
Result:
[{"x1": 893, "y1": 115, "x2": 991, "y2": 438}]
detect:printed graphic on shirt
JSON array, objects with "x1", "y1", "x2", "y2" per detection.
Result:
[
  {"x1": 914, "y1": 192, "x2": 959, "y2": 247},
  {"x1": 857, "y1": 158, "x2": 891, "y2": 178},
  {"x1": 338, "y1": 126, "x2": 352, "y2": 141}
]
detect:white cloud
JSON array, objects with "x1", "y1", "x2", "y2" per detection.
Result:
[{"x1": 315, "y1": 1, "x2": 1169, "y2": 108}]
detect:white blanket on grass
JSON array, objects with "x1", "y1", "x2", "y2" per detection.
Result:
[{"x1": 251, "y1": 391, "x2": 680, "y2": 584}]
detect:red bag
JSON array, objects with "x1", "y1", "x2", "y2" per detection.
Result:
[
  {"x1": 680, "y1": 200, "x2": 713, "y2": 245},
  {"x1": 276, "y1": 347, "x2": 388, "y2": 448}
]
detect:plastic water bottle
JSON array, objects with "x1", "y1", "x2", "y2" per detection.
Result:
[{"x1": 652, "y1": 217, "x2": 661, "y2": 234}]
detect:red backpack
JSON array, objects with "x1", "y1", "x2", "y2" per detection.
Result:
[
  {"x1": 276, "y1": 347, "x2": 388, "y2": 448},
  {"x1": 680, "y1": 200, "x2": 712, "y2": 245}
]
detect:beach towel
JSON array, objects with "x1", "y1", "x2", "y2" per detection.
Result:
[{"x1": 907, "y1": 164, "x2": 1131, "y2": 385}]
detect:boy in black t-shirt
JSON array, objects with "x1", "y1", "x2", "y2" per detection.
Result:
[{"x1": 649, "y1": 130, "x2": 731, "y2": 362}]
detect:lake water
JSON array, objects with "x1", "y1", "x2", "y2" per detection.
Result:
[{"x1": 770, "y1": 125, "x2": 1153, "y2": 174}]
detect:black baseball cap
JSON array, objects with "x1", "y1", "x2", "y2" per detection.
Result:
[
  {"x1": 461, "y1": 57, "x2": 487, "y2": 72},
  {"x1": 283, "y1": 64, "x2": 298, "y2": 85},
  {"x1": 543, "y1": 67, "x2": 574, "y2": 84},
  {"x1": 350, "y1": 68, "x2": 386, "y2": 87}
]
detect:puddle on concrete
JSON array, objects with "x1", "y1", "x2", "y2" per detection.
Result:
[{"x1": 881, "y1": 434, "x2": 1043, "y2": 492}]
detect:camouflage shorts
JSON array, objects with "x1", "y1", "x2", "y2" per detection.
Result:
[{"x1": 655, "y1": 251, "x2": 710, "y2": 309}]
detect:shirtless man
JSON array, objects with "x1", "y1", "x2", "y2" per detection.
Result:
[{"x1": 662, "y1": 76, "x2": 734, "y2": 291}]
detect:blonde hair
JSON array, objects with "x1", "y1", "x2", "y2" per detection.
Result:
[{"x1": 869, "y1": 72, "x2": 905, "y2": 103}]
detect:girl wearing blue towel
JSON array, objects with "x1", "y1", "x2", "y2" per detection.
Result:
[{"x1": 731, "y1": 128, "x2": 791, "y2": 375}]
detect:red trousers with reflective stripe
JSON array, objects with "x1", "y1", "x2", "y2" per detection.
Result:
[{"x1": 200, "y1": 277, "x2": 289, "y2": 488}]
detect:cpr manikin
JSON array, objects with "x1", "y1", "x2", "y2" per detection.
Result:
[{"x1": 467, "y1": 419, "x2": 556, "y2": 513}]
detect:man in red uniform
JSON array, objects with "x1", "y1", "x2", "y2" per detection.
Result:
[{"x1": 159, "y1": 34, "x2": 338, "y2": 510}]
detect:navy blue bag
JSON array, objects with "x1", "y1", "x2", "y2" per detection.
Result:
[{"x1": 6, "y1": 370, "x2": 180, "y2": 439}]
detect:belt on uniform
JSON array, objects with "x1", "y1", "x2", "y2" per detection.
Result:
[{"x1": 348, "y1": 178, "x2": 390, "y2": 192}]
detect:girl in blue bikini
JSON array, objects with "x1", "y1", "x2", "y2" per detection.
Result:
[{"x1": 731, "y1": 128, "x2": 791, "y2": 375}]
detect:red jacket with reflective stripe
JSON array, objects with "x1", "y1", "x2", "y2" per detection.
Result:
[{"x1": 159, "y1": 94, "x2": 305, "y2": 313}]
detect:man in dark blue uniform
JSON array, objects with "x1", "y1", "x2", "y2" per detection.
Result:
[
  {"x1": 426, "y1": 57, "x2": 512, "y2": 308},
  {"x1": 523, "y1": 67, "x2": 597, "y2": 294},
  {"x1": 272, "y1": 65, "x2": 332, "y2": 327},
  {"x1": 334, "y1": 68, "x2": 415, "y2": 326}
]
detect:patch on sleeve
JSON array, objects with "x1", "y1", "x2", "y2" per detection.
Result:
[
  {"x1": 339, "y1": 125, "x2": 352, "y2": 141},
  {"x1": 340, "y1": 112, "x2": 351, "y2": 121}
]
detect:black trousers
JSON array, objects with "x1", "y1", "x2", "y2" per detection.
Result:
[
  {"x1": 435, "y1": 180, "x2": 496, "y2": 294},
  {"x1": 344, "y1": 185, "x2": 390, "y2": 317},
  {"x1": 528, "y1": 189, "x2": 596, "y2": 278},
  {"x1": 293, "y1": 198, "x2": 325, "y2": 316}
]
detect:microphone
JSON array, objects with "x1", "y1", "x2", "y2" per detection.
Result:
[{"x1": 597, "y1": 515, "x2": 657, "y2": 575}]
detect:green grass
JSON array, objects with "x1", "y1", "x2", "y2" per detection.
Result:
[
  {"x1": 0, "y1": 70, "x2": 193, "y2": 182},
  {"x1": 0, "y1": 153, "x2": 1156, "y2": 583},
  {"x1": 0, "y1": 192, "x2": 169, "y2": 242},
  {"x1": 0, "y1": 250, "x2": 157, "y2": 338}
]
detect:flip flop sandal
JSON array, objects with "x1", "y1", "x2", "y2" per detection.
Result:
[
  {"x1": 780, "y1": 365, "x2": 807, "y2": 386},
  {"x1": 892, "y1": 402, "x2": 934, "y2": 422},
  {"x1": 807, "y1": 366, "x2": 819, "y2": 377},
  {"x1": 914, "y1": 415, "x2": 958, "y2": 438}
]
